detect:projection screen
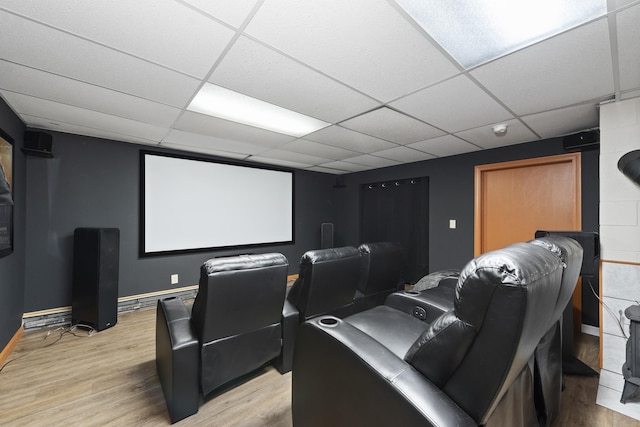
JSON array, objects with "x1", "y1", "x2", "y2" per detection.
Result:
[{"x1": 141, "y1": 151, "x2": 294, "y2": 256}]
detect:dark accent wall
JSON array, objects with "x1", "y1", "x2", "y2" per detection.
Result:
[
  {"x1": 0, "y1": 98, "x2": 26, "y2": 349},
  {"x1": 333, "y1": 137, "x2": 600, "y2": 326},
  {"x1": 23, "y1": 131, "x2": 337, "y2": 312}
]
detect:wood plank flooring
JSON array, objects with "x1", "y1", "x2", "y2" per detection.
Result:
[{"x1": 0, "y1": 306, "x2": 638, "y2": 426}]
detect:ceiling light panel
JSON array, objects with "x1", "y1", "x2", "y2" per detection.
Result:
[
  {"x1": 393, "y1": 0, "x2": 607, "y2": 68},
  {"x1": 188, "y1": 83, "x2": 330, "y2": 137}
]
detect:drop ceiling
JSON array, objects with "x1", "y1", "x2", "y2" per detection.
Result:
[{"x1": 0, "y1": 0, "x2": 638, "y2": 174}]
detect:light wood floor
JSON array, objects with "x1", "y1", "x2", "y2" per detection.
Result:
[{"x1": 0, "y1": 306, "x2": 638, "y2": 426}]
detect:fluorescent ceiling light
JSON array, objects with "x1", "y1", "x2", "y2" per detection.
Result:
[
  {"x1": 394, "y1": 0, "x2": 607, "y2": 68},
  {"x1": 188, "y1": 83, "x2": 330, "y2": 137}
]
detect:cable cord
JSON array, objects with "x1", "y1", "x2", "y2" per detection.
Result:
[
  {"x1": 0, "y1": 324, "x2": 94, "y2": 374},
  {"x1": 585, "y1": 277, "x2": 633, "y2": 340}
]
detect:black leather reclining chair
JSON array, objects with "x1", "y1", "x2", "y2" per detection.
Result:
[
  {"x1": 286, "y1": 246, "x2": 361, "y2": 321},
  {"x1": 354, "y1": 242, "x2": 406, "y2": 311},
  {"x1": 528, "y1": 237, "x2": 583, "y2": 426},
  {"x1": 156, "y1": 253, "x2": 289, "y2": 423},
  {"x1": 385, "y1": 237, "x2": 583, "y2": 425},
  {"x1": 292, "y1": 241, "x2": 576, "y2": 426}
]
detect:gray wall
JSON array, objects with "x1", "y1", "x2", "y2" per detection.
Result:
[
  {"x1": 334, "y1": 137, "x2": 600, "y2": 326},
  {"x1": 23, "y1": 131, "x2": 338, "y2": 312},
  {"x1": 0, "y1": 98, "x2": 26, "y2": 349}
]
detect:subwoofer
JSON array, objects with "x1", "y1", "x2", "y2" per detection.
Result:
[{"x1": 72, "y1": 227, "x2": 120, "y2": 331}]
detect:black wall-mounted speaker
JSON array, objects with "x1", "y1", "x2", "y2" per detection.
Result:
[
  {"x1": 22, "y1": 131, "x2": 53, "y2": 157},
  {"x1": 618, "y1": 150, "x2": 640, "y2": 186},
  {"x1": 320, "y1": 223, "x2": 334, "y2": 249},
  {"x1": 562, "y1": 130, "x2": 599, "y2": 152},
  {"x1": 72, "y1": 228, "x2": 120, "y2": 331}
]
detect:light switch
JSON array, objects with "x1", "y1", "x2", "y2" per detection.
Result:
[{"x1": 449, "y1": 219, "x2": 457, "y2": 229}]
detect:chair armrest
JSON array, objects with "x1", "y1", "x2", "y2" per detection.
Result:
[
  {"x1": 292, "y1": 316, "x2": 476, "y2": 427},
  {"x1": 156, "y1": 297, "x2": 199, "y2": 423},
  {"x1": 385, "y1": 290, "x2": 454, "y2": 323},
  {"x1": 274, "y1": 299, "x2": 299, "y2": 374}
]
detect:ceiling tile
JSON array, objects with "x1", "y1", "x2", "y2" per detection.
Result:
[
  {"x1": 391, "y1": 75, "x2": 513, "y2": 133},
  {"x1": 0, "y1": 61, "x2": 182, "y2": 127},
  {"x1": 454, "y1": 119, "x2": 539, "y2": 149},
  {"x1": 372, "y1": 146, "x2": 436, "y2": 163},
  {"x1": 159, "y1": 142, "x2": 249, "y2": 160},
  {"x1": 470, "y1": 18, "x2": 614, "y2": 115},
  {"x1": 181, "y1": 0, "x2": 260, "y2": 28},
  {"x1": 162, "y1": 129, "x2": 269, "y2": 156},
  {"x1": 247, "y1": 156, "x2": 312, "y2": 169},
  {"x1": 253, "y1": 148, "x2": 332, "y2": 166},
  {"x1": 306, "y1": 165, "x2": 347, "y2": 174},
  {"x1": 279, "y1": 139, "x2": 359, "y2": 161},
  {"x1": 522, "y1": 104, "x2": 599, "y2": 139},
  {"x1": 304, "y1": 125, "x2": 397, "y2": 153},
  {"x1": 340, "y1": 107, "x2": 445, "y2": 144},
  {"x1": 319, "y1": 160, "x2": 372, "y2": 172},
  {"x1": 407, "y1": 134, "x2": 480, "y2": 157},
  {"x1": 245, "y1": 0, "x2": 459, "y2": 102},
  {"x1": 0, "y1": 10, "x2": 201, "y2": 107},
  {"x1": 616, "y1": 4, "x2": 640, "y2": 92},
  {"x1": 18, "y1": 114, "x2": 161, "y2": 146},
  {"x1": 0, "y1": 0, "x2": 235, "y2": 78},
  {"x1": 174, "y1": 111, "x2": 295, "y2": 148},
  {"x1": 210, "y1": 36, "x2": 379, "y2": 123},
  {"x1": 3, "y1": 91, "x2": 169, "y2": 141},
  {"x1": 342, "y1": 154, "x2": 400, "y2": 168}
]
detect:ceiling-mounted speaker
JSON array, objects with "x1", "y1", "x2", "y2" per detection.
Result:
[
  {"x1": 22, "y1": 131, "x2": 53, "y2": 158},
  {"x1": 618, "y1": 150, "x2": 640, "y2": 186},
  {"x1": 563, "y1": 130, "x2": 599, "y2": 152}
]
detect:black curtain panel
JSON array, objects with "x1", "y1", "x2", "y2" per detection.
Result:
[{"x1": 360, "y1": 177, "x2": 429, "y2": 283}]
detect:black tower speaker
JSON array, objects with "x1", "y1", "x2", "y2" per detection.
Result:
[
  {"x1": 320, "y1": 223, "x2": 334, "y2": 249},
  {"x1": 72, "y1": 227, "x2": 120, "y2": 331}
]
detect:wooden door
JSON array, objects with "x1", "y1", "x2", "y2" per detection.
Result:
[{"x1": 474, "y1": 153, "x2": 581, "y2": 255}]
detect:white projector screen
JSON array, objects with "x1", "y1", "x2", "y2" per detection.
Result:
[{"x1": 141, "y1": 151, "x2": 294, "y2": 256}]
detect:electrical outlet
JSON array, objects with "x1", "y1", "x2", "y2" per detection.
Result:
[{"x1": 171, "y1": 274, "x2": 179, "y2": 285}]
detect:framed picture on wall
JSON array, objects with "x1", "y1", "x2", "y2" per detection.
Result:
[{"x1": 0, "y1": 127, "x2": 14, "y2": 258}]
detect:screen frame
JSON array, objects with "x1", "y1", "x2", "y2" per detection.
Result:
[{"x1": 139, "y1": 149, "x2": 295, "y2": 258}]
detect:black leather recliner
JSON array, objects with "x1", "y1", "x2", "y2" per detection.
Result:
[
  {"x1": 354, "y1": 242, "x2": 406, "y2": 311},
  {"x1": 528, "y1": 237, "x2": 583, "y2": 426},
  {"x1": 286, "y1": 246, "x2": 361, "y2": 321},
  {"x1": 291, "y1": 241, "x2": 577, "y2": 426},
  {"x1": 386, "y1": 237, "x2": 583, "y2": 425},
  {"x1": 156, "y1": 253, "x2": 289, "y2": 423}
]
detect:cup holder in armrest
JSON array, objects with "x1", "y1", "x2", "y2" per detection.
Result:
[{"x1": 318, "y1": 317, "x2": 340, "y2": 327}]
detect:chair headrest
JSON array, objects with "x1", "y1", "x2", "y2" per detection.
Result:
[{"x1": 202, "y1": 253, "x2": 288, "y2": 276}]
